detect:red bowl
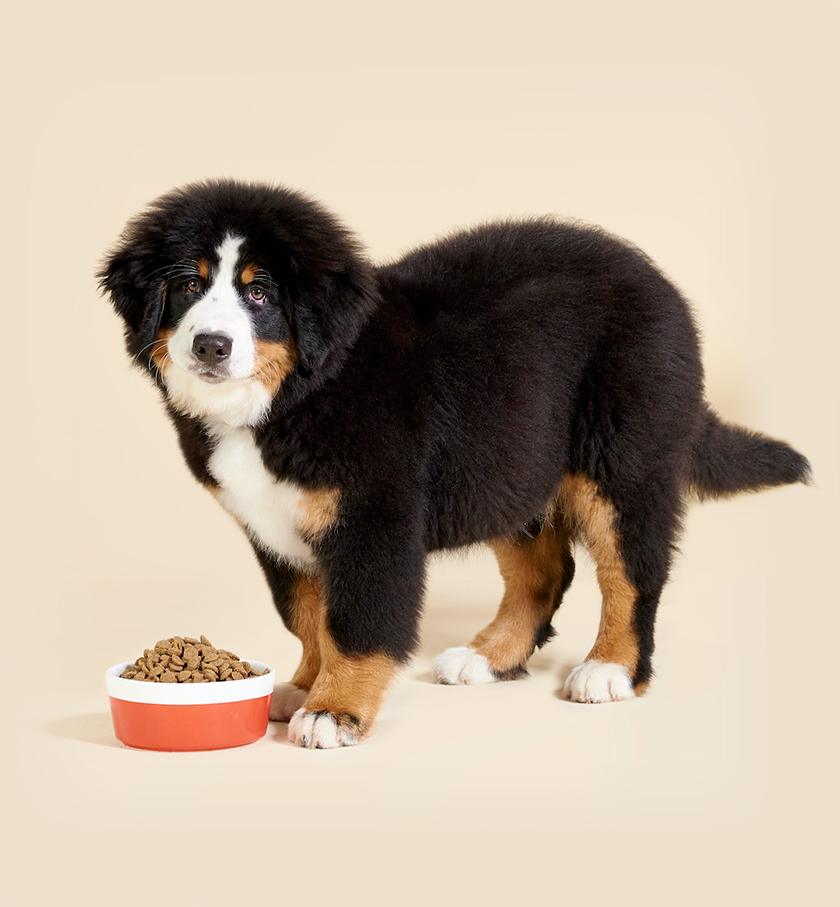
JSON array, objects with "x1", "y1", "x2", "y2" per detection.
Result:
[{"x1": 106, "y1": 660, "x2": 274, "y2": 751}]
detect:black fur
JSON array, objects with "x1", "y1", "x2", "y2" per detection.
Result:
[
  {"x1": 100, "y1": 179, "x2": 810, "y2": 690},
  {"x1": 689, "y1": 404, "x2": 811, "y2": 499}
]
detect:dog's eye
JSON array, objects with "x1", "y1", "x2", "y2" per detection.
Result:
[
  {"x1": 248, "y1": 286, "x2": 267, "y2": 304},
  {"x1": 184, "y1": 277, "x2": 204, "y2": 295}
]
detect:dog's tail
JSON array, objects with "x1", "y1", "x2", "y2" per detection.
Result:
[{"x1": 688, "y1": 404, "x2": 811, "y2": 500}]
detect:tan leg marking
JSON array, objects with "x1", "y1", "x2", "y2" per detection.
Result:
[
  {"x1": 557, "y1": 474, "x2": 640, "y2": 675},
  {"x1": 297, "y1": 487, "x2": 341, "y2": 540},
  {"x1": 254, "y1": 339, "x2": 296, "y2": 396},
  {"x1": 470, "y1": 526, "x2": 572, "y2": 676},
  {"x1": 304, "y1": 613, "x2": 397, "y2": 737},
  {"x1": 288, "y1": 574, "x2": 325, "y2": 690}
]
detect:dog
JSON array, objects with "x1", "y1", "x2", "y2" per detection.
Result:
[{"x1": 99, "y1": 179, "x2": 810, "y2": 748}]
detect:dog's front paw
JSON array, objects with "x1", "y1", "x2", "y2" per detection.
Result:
[
  {"x1": 563, "y1": 660, "x2": 635, "y2": 703},
  {"x1": 432, "y1": 646, "x2": 498, "y2": 685},
  {"x1": 269, "y1": 683, "x2": 308, "y2": 722},
  {"x1": 287, "y1": 708, "x2": 361, "y2": 749}
]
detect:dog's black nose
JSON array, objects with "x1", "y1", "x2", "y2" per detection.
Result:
[{"x1": 192, "y1": 332, "x2": 232, "y2": 365}]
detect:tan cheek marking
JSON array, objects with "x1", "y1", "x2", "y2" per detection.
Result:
[
  {"x1": 240, "y1": 263, "x2": 258, "y2": 284},
  {"x1": 557, "y1": 474, "x2": 640, "y2": 676},
  {"x1": 254, "y1": 339, "x2": 297, "y2": 396},
  {"x1": 150, "y1": 327, "x2": 173, "y2": 374},
  {"x1": 197, "y1": 257, "x2": 209, "y2": 280},
  {"x1": 297, "y1": 488, "x2": 341, "y2": 539}
]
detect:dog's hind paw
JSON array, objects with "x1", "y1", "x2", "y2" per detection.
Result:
[
  {"x1": 287, "y1": 708, "x2": 360, "y2": 749},
  {"x1": 432, "y1": 646, "x2": 498, "y2": 685},
  {"x1": 269, "y1": 683, "x2": 308, "y2": 722},
  {"x1": 563, "y1": 661, "x2": 635, "y2": 703}
]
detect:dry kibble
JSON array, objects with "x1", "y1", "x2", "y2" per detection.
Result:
[{"x1": 120, "y1": 636, "x2": 267, "y2": 683}]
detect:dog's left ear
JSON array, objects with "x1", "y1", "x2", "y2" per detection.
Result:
[
  {"x1": 98, "y1": 250, "x2": 165, "y2": 355},
  {"x1": 291, "y1": 262, "x2": 379, "y2": 372}
]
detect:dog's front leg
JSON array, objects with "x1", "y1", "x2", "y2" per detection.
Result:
[{"x1": 287, "y1": 506, "x2": 425, "y2": 749}]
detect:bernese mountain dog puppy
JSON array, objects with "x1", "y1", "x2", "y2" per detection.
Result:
[{"x1": 99, "y1": 180, "x2": 809, "y2": 748}]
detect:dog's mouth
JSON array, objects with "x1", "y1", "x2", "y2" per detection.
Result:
[{"x1": 189, "y1": 364, "x2": 230, "y2": 384}]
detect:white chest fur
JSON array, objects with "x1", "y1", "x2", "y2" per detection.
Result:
[{"x1": 206, "y1": 424, "x2": 315, "y2": 569}]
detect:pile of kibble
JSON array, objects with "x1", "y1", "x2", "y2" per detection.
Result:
[{"x1": 120, "y1": 636, "x2": 267, "y2": 683}]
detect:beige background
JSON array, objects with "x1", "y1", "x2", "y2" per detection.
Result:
[{"x1": 4, "y1": 1, "x2": 838, "y2": 903}]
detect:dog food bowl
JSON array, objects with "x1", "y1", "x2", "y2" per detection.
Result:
[{"x1": 106, "y1": 661, "x2": 274, "y2": 751}]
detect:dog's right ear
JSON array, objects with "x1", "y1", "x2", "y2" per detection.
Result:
[{"x1": 97, "y1": 231, "x2": 165, "y2": 356}]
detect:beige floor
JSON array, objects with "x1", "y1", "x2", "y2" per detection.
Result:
[
  {"x1": 5, "y1": 1, "x2": 839, "y2": 903},
  {"x1": 10, "y1": 486, "x2": 837, "y2": 903}
]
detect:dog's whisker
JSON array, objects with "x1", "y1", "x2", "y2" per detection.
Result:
[{"x1": 143, "y1": 259, "x2": 200, "y2": 281}]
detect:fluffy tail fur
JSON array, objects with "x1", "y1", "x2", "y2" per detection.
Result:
[{"x1": 688, "y1": 405, "x2": 811, "y2": 500}]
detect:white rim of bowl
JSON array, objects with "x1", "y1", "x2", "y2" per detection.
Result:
[{"x1": 106, "y1": 661, "x2": 275, "y2": 705}]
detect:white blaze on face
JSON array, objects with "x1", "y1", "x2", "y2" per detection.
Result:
[
  {"x1": 168, "y1": 235, "x2": 254, "y2": 378},
  {"x1": 164, "y1": 234, "x2": 271, "y2": 427}
]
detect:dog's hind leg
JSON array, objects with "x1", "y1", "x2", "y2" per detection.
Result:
[
  {"x1": 433, "y1": 523, "x2": 575, "y2": 684},
  {"x1": 558, "y1": 473, "x2": 677, "y2": 702}
]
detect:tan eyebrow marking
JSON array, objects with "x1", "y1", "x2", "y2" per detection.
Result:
[
  {"x1": 240, "y1": 263, "x2": 258, "y2": 284},
  {"x1": 197, "y1": 258, "x2": 209, "y2": 279}
]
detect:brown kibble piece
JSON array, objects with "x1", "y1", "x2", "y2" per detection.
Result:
[{"x1": 160, "y1": 671, "x2": 177, "y2": 683}]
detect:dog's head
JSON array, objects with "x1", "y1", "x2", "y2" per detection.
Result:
[{"x1": 99, "y1": 180, "x2": 377, "y2": 426}]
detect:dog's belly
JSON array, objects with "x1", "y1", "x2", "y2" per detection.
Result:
[{"x1": 206, "y1": 424, "x2": 315, "y2": 569}]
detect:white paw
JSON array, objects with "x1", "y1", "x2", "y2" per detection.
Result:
[
  {"x1": 433, "y1": 646, "x2": 497, "y2": 685},
  {"x1": 269, "y1": 683, "x2": 308, "y2": 722},
  {"x1": 563, "y1": 661, "x2": 635, "y2": 703},
  {"x1": 287, "y1": 708, "x2": 359, "y2": 749}
]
